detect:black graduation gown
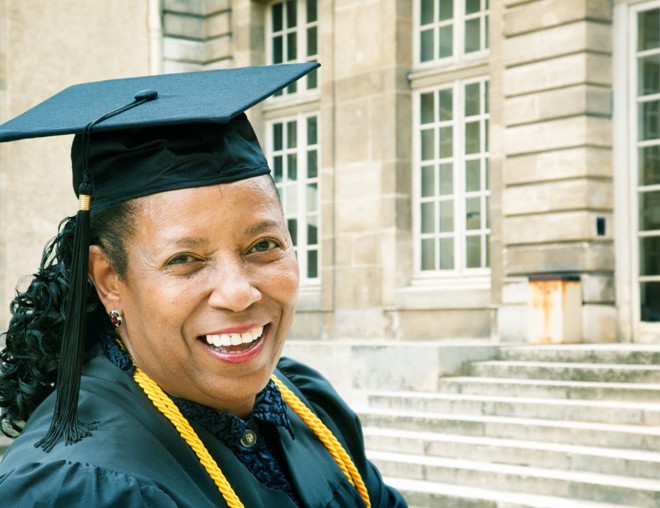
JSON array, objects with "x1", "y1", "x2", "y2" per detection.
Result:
[{"x1": 0, "y1": 350, "x2": 407, "y2": 507}]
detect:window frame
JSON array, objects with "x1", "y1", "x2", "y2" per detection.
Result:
[
  {"x1": 412, "y1": 75, "x2": 491, "y2": 285},
  {"x1": 265, "y1": 0, "x2": 319, "y2": 95},
  {"x1": 265, "y1": 111, "x2": 321, "y2": 286},
  {"x1": 414, "y1": 0, "x2": 490, "y2": 67}
]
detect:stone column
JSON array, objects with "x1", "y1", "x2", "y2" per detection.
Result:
[
  {"x1": 496, "y1": 0, "x2": 615, "y2": 342},
  {"x1": 331, "y1": 0, "x2": 411, "y2": 339}
]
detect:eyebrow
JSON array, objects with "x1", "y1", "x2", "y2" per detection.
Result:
[{"x1": 244, "y1": 220, "x2": 281, "y2": 236}]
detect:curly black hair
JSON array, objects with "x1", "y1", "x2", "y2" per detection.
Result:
[{"x1": 0, "y1": 200, "x2": 136, "y2": 437}]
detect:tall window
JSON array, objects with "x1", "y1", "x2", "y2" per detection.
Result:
[
  {"x1": 417, "y1": 0, "x2": 489, "y2": 63},
  {"x1": 268, "y1": 114, "x2": 320, "y2": 283},
  {"x1": 636, "y1": 6, "x2": 660, "y2": 321},
  {"x1": 414, "y1": 79, "x2": 490, "y2": 276},
  {"x1": 268, "y1": 0, "x2": 318, "y2": 94}
]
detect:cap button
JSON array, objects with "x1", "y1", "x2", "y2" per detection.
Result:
[
  {"x1": 134, "y1": 89, "x2": 158, "y2": 101},
  {"x1": 240, "y1": 429, "x2": 257, "y2": 448}
]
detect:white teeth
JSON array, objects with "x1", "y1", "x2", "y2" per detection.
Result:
[{"x1": 205, "y1": 326, "x2": 264, "y2": 348}]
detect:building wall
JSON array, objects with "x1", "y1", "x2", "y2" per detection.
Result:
[
  {"x1": 0, "y1": 0, "x2": 652, "y2": 344},
  {"x1": 0, "y1": 0, "x2": 154, "y2": 334},
  {"x1": 496, "y1": 0, "x2": 617, "y2": 342}
]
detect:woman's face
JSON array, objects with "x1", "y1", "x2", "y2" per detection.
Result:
[{"x1": 108, "y1": 176, "x2": 299, "y2": 417}]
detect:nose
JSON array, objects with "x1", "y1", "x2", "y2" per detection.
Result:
[{"x1": 207, "y1": 260, "x2": 262, "y2": 312}]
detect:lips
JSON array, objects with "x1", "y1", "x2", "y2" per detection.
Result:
[{"x1": 203, "y1": 325, "x2": 265, "y2": 354}]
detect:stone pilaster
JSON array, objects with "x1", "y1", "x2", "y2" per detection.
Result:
[{"x1": 497, "y1": 0, "x2": 616, "y2": 342}]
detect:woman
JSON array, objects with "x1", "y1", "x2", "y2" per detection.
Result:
[{"x1": 0, "y1": 64, "x2": 407, "y2": 507}]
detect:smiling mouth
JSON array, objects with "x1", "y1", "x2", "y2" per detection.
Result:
[{"x1": 203, "y1": 325, "x2": 265, "y2": 354}]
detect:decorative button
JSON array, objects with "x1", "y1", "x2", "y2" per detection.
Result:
[{"x1": 240, "y1": 429, "x2": 257, "y2": 448}]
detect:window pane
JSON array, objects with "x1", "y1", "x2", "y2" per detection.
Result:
[
  {"x1": 639, "y1": 100, "x2": 660, "y2": 141},
  {"x1": 639, "y1": 191, "x2": 660, "y2": 230},
  {"x1": 307, "y1": 150, "x2": 318, "y2": 178},
  {"x1": 439, "y1": 238, "x2": 454, "y2": 269},
  {"x1": 439, "y1": 88, "x2": 453, "y2": 121},
  {"x1": 439, "y1": 163, "x2": 453, "y2": 195},
  {"x1": 307, "y1": 250, "x2": 318, "y2": 278},
  {"x1": 272, "y1": 3, "x2": 283, "y2": 31},
  {"x1": 307, "y1": 0, "x2": 317, "y2": 22},
  {"x1": 286, "y1": 0, "x2": 297, "y2": 28},
  {"x1": 306, "y1": 183, "x2": 318, "y2": 212},
  {"x1": 287, "y1": 121, "x2": 297, "y2": 148},
  {"x1": 308, "y1": 217, "x2": 318, "y2": 244},
  {"x1": 640, "y1": 236, "x2": 660, "y2": 275},
  {"x1": 421, "y1": 92, "x2": 435, "y2": 124},
  {"x1": 307, "y1": 69, "x2": 317, "y2": 90},
  {"x1": 273, "y1": 36, "x2": 283, "y2": 64},
  {"x1": 287, "y1": 154, "x2": 298, "y2": 181},
  {"x1": 307, "y1": 27, "x2": 318, "y2": 56},
  {"x1": 421, "y1": 202, "x2": 435, "y2": 233},
  {"x1": 421, "y1": 128, "x2": 435, "y2": 160},
  {"x1": 465, "y1": 121, "x2": 480, "y2": 154},
  {"x1": 639, "y1": 54, "x2": 660, "y2": 96},
  {"x1": 639, "y1": 9, "x2": 660, "y2": 51},
  {"x1": 420, "y1": 29, "x2": 434, "y2": 62},
  {"x1": 307, "y1": 116, "x2": 318, "y2": 144},
  {"x1": 466, "y1": 236, "x2": 481, "y2": 267},
  {"x1": 287, "y1": 32, "x2": 297, "y2": 61},
  {"x1": 439, "y1": 26, "x2": 453, "y2": 58},
  {"x1": 421, "y1": 238, "x2": 435, "y2": 270},
  {"x1": 466, "y1": 197, "x2": 481, "y2": 230},
  {"x1": 421, "y1": 166, "x2": 435, "y2": 197},
  {"x1": 420, "y1": 0, "x2": 434, "y2": 25},
  {"x1": 274, "y1": 156, "x2": 283, "y2": 183},
  {"x1": 439, "y1": 200, "x2": 454, "y2": 232},
  {"x1": 465, "y1": 18, "x2": 480, "y2": 53},
  {"x1": 465, "y1": 83, "x2": 480, "y2": 116},
  {"x1": 640, "y1": 281, "x2": 660, "y2": 321},
  {"x1": 466, "y1": 160, "x2": 480, "y2": 191},
  {"x1": 273, "y1": 123, "x2": 283, "y2": 150},
  {"x1": 639, "y1": 145, "x2": 660, "y2": 185},
  {"x1": 466, "y1": 0, "x2": 480, "y2": 15},
  {"x1": 439, "y1": 0, "x2": 454, "y2": 21},
  {"x1": 439, "y1": 126, "x2": 453, "y2": 158},
  {"x1": 288, "y1": 218, "x2": 298, "y2": 245}
]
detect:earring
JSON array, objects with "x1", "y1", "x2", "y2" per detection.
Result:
[{"x1": 109, "y1": 310, "x2": 123, "y2": 328}]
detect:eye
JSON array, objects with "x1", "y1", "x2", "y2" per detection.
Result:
[
  {"x1": 249, "y1": 239, "x2": 282, "y2": 254},
  {"x1": 165, "y1": 253, "x2": 201, "y2": 266}
]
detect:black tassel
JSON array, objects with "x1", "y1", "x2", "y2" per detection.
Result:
[
  {"x1": 34, "y1": 91, "x2": 158, "y2": 452},
  {"x1": 35, "y1": 184, "x2": 96, "y2": 452}
]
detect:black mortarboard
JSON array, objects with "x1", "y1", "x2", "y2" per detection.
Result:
[{"x1": 0, "y1": 62, "x2": 319, "y2": 451}]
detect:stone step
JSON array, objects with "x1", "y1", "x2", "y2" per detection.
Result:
[
  {"x1": 384, "y1": 477, "x2": 639, "y2": 508},
  {"x1": 438, "y1": 376, "x2": 660, "y2": 401},
  {"x1": 361, "y1": 391, "x2": 660, "y2": 425},
  {"x1": 469, "y1": 361, "x2": 660, "y2": 383},
  {"x1": 499, "y1": 345, "x2": 660, "y2": 365},
  {"x1": 364, "y1": 427, "x2": 660, "y2": 479},
  {"x1": 369, "y1": 451, "x2": 660, "y2": 506},
  {"x1": 357, "y1": 408, "x2": 660, "y2": 450}
]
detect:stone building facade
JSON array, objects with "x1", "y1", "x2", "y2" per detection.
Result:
[{"x1": 0, "y1": 0, "x2": 658, "y2": 346}]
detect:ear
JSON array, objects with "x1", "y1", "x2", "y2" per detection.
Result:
[{"x1": 88, "y1": 245, "x2": 122, "y2": 313}]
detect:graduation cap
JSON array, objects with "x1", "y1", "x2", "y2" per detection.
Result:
[{"x1": 0, "y1": 62, "x2": 319, "y2": 451}]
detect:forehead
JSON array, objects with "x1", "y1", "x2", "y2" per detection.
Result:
[{"x1": 129, "y1": 176, "x2": 284, "y2": 239}]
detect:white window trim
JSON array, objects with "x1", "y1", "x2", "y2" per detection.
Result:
[{"x1": 411, "y1": 75, "x2": 491, "y2": 287}]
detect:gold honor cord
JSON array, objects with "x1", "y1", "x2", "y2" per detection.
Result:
[{"x1": 132, "y1": 367, "x2": 371, "y2": 508}]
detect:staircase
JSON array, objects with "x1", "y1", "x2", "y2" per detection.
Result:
[{"x1": 357, "y1": 344, "x2": 660, "y2": 507}]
